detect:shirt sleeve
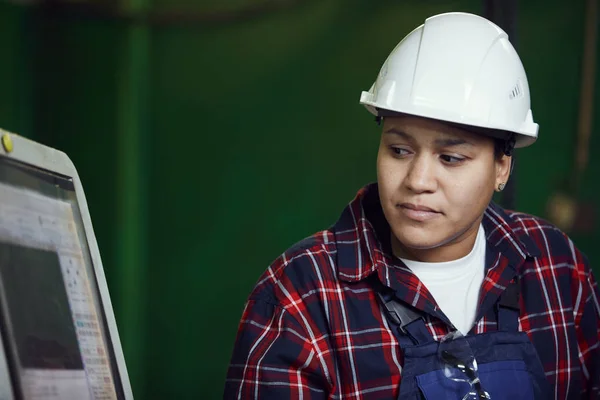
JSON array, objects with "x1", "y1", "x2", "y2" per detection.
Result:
[
  {"x1": 223, "y1": 298, "x2": 329, "y2": 399},
  {"x1": 575, "y1": 256, "x2": 600, "y2": 399}
]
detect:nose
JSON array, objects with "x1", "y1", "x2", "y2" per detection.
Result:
[{"x1": 404, "y1": 154, "x2": 437, "y2": 193}]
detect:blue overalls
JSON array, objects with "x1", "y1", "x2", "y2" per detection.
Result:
[{"x1": 376, "y1": 278, "x2": 552, "y2": 399}]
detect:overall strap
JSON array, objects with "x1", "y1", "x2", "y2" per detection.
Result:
[
  {"x1": 497, "y1": 278, "x2": 520, "y2": 332},
  {"x1": 372, "y1": 278, "x2": 435, "y2": 347}
]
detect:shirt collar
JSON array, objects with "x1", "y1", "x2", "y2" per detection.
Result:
[{"x1": 333, "y1": 183, "x2": 541, "y2": 282}]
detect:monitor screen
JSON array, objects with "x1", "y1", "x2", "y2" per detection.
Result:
[{"x1": 0, "y1": 155, "x2": 124, "y2": 400}]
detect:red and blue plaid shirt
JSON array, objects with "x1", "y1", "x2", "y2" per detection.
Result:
[{"x1": 224, "y1": 183, "x2": 600, "y2": 399}]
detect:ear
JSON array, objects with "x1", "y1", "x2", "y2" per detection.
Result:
[{"x1": 495, "y1": 155, "x2": 512, "y2": 191}]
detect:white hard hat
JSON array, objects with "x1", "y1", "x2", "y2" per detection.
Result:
[{"x1": 359, "y1": 12, "x2": 538, "y2": 148}]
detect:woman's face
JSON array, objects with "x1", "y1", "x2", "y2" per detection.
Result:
[{"x1": 377, "y1": 116, "x2": 511, "y2": 262}]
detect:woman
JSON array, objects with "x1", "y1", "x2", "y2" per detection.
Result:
[{"x1": 224, "y1": 12, "x2": 599, "y2": 399}]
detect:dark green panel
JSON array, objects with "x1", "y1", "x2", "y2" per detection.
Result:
[
  {"x1": 516, "y1": 0, "x2": 585, "y2": 217},
  {"x1": 516, "y1": 0, "x2": 599, "y2": 273},
  {"x1": 566, "y1": 1, "x2": 600, "y2": 275}
]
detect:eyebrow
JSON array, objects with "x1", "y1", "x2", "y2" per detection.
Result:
[
  {"x1": 434, "y1": 137, "x2": 473, "y2": 147},
  {"x1": 384, "y1": 127, "x2": 474, "y2": 147},
  {"x1": 384, "y1": 128, "x2": 412, "y2": 140}
]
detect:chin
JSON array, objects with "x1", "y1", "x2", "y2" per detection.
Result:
[{"x1": 392, "y1": 227, "x2": 447, "y2": 250}]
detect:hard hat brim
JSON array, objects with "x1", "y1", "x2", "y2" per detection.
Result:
[{"x1": 365, "y1": 104, "x2": 538, "y2": 149}]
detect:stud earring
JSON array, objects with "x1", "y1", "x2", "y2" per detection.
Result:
[{"x1": 498, "y1": 183, "x2": 506, "y2": 191}]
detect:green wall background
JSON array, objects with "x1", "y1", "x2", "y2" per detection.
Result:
[{"x1": 0, "y1": 0, "x2": 598, "y2": 398}]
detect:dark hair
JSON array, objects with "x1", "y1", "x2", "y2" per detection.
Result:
[
  {"x1": 493, "y1": 134, "x2": 517, "y2": 159},
  {"x1": 494, "y1": 138, "x2": 506, "y2": 160}
]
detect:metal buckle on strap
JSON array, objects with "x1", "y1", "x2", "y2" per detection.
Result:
[{"x1": 377, "y1": 292, "x2": 423, "y2": 333}]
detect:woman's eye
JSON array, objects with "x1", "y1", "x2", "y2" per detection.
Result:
[
  {"x1": 440, "y1": 154, "x2": 465, "y2": 164},
  {"x1": 391, "y1": 147, "x2": 410, "y2": 157}
]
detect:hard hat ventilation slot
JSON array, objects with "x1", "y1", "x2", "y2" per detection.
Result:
[{"x1": 509, "y1": 80, "x2": 524, "y2": 100}]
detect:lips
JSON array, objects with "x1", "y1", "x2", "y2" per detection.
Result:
[
  {"x1": 398, "y1": 203, "x2": 441, "y2": 222},
  {"x1": 401, "y1": 203, "x2": 438, "y2": 213}
]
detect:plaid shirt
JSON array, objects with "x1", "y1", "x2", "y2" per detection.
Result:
[{"x1": 224, "y1": 183, "x2": 600, "y2": 399}]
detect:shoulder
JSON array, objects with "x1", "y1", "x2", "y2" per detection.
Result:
[
  {"x1": 506, "y1": 210, "x2": 590, "y2": 275},
  {"x1": 507, "y1": 211, "x2": 579, "y2": 254},
  {"x1": 247, "y1": 230, "x2": 339, "y2": 309}
]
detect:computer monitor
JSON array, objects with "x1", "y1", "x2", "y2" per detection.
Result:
[{"x1": 0, "y1": 130, "x2": 134, "y2": 400}]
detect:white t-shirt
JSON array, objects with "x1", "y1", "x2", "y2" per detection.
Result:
[{"x1": 399, "y1": 224, "x2": 486, "y2": 335}]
